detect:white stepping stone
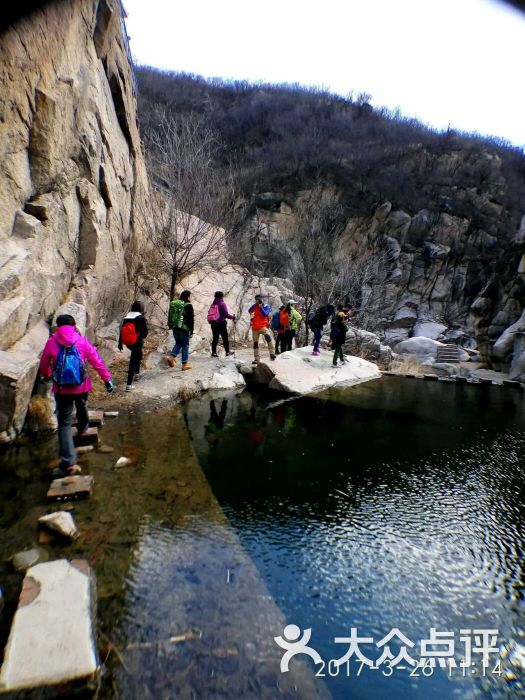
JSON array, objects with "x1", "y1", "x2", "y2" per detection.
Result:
[{"x1": 0, "y1": 559, "x2": 98, "y2": 693}]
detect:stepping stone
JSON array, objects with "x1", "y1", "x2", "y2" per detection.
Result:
[
  {"x1": 76, "y1": 445, "x2": 94, "y2": 454},
  {"x1": 103, "y1": 411, "x2": 119, "y2": 417},
  {"x1": 73, "y1": 410, "x2": 104, "y2": 428},
  {"x1": 47, "y1": 475, "x2": 94, "y2": 502},
  {"x1": 0, "y1": 559, "x2": 99, "y2": 693},
  {"x1": 72, "y1": 427, "x2": 99, "y2": 446},
  {"x1": 38, "y1": 512, "x2": 79, "y2": 541},
  {"x1": 423, "y1": 374, "x2": 438, "y2": 381}
]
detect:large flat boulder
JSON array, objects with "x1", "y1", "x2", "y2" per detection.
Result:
[
  {"x1": 257, "y1": 347, "x2": 381, "y2": 394},
  {"x1": 0, "y1": 559, "x2": 98, "y2": 693}
]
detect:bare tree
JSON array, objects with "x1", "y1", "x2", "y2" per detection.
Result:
[
  {"x1": 140, "y1": 113, "x2": 235, "y2": 299},
  {"x1": 282, "y1": 186, "x2": 393, "y2": 342},
  {"x1": 282, "y1": 186, "x2": 346, "y2": 338}
]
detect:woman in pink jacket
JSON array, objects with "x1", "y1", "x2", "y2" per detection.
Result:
[{"x1": 39, "y1": 314, "x2": 114, "y2": 476}]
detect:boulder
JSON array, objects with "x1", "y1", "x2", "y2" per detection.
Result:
[
  {"x1": 390, "y1": 305, "x2": 417, "y2": 328},
  {"x1": 394, "y1": 336, "x2": 445, "y2": 363},
  {"x1": 344, "y1": 328, "x2": 393, "y2": 368},
  {"x1": 412, "y1": 321, "x2": 447, "y2": 340},
  {"x1": 256, "y1": 347, "x2": 381, "y2": 394}
]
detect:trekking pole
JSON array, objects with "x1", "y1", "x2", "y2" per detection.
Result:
[{"x1": 232, "y1": 319, "x2": 236, "y2": 356}]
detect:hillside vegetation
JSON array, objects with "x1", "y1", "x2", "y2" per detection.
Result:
[{"x1": 136, "y1": 67, "x2": 525, "y2": 235}]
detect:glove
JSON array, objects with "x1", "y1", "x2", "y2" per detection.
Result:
[{"x1": 105, "y1": 380, "x2": 116, "y2": 394}]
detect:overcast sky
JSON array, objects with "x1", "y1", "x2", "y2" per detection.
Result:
[{"x1": 124, "y1": 0, "x2": 525, "y2": 148}]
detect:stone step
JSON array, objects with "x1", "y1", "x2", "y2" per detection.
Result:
[
  {"x1": 72, "y1": 426, "x2": 99, "y2": 446},
  {"x1": 436, "y1": 345, "x2": 461, "y2": 364},
  {"x1": 73, "y1": 410, "x2": 104, "y2": 428},
  {"x1": 0, "y1": 559, "x2": 99, "y2": 694},
  {"x1": 47, "y1": 475, "x2": 94, "y2": 501}
]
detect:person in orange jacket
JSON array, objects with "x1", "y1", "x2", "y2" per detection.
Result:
[{"x1": 248, "y1": 294, "x2": 276, "y2": 365}]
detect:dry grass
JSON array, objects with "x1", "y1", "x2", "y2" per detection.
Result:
[{"x1": 390, "y1": 354, "x2": 428, "y2": 375}]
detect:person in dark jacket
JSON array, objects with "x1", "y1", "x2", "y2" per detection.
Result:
[
  {"x1": 309, "y1": 303, "x2": 335, "y2": 355},
  {"x1": 330, "y1": 311, "x2": 348, "y2": 367},
  {"x1": 209, "y1": 291, "x2": 236, "y2": 357},
  {"x1": 118, "y1": 300, "x2": 149, "y2": 391},
  {"x1": 167, "y1": 290, "x2": 194, "y2": 370}
]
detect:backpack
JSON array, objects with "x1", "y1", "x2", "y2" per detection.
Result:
[
  {"x1": 53, "y1": 342, "x2": 87, "y2": 388},
  {"x1": 121, "y1": 321, "x2": 139, "y2": 346},
  {"x1": 270, "y1": 310, "x2": 281, "y2": 331},
  {"x1": 168, "y1": 299, "x2": 187, "y2": 330},
  {"x1": 207, "y1": 303, "x2": 221, "y2": 323}
]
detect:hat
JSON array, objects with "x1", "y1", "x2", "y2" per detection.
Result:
[
  {"x1": 254, "y1": 294, "x2": 263, "y2": 301},
  {"x1": 288, "y1": 299, "x2": 297, "y2": 305}
]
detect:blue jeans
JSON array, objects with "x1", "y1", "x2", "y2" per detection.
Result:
[
  {"x1": 55, "y1": 393, "x2": 88, "y2": 467},
  {"x1": 312, "y1": 327, "x2": 322, "y2": 352},
  {"x1": 172, "y1": 329, "x2": 190, "y2": 364}
]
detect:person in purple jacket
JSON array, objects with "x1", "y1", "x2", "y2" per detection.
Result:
[
  {"x1": 39, "y1": 314, "x2": 115, "y2": 476},
  {"x1": 208, "y1": 291, "x2": 236, "y2": 357}
]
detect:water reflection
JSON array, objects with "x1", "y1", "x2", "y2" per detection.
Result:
[{"x1": 185, "y1": 379, "x2": 525, "y2": 699}]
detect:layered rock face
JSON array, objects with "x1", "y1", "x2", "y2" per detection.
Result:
[
  {"x1": 0, "y1": 0, "x2": 148, "y2": 440},
  {"x1": 252, "y1": 184, "x2": 525, "y2": 369}
]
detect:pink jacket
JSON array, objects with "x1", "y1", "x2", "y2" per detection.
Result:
[{"x1": 39, "y1": 325, "x2": 111, "y2": 394}]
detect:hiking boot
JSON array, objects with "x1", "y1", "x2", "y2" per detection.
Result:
[
  {"x1": 166, "y1": 354, "x2": 176, "y2": 368},
  {"x1": 270, "y1": 354, "x2": 276, "y2": 361},
  {"x1": 252, "y1": 360, "x2": 258, "y2": 366},
  {"x1": 332, "y1": 362, "x2": 338, "y2": 367},
  {"x1": 125, "y1": 384, "x2": 134, "y2": 392},
  {"x1": 225, "y1": 351, "x2": 234, "y2": 356},
  {"x1": 311, "y1": 351, "x2": 320, "y2": 356},
  {"x1": 182, "y1": 363, "x2": 192, "y2": 370},
  {"x1": 76, "y1": 426, "x2": 89, "y2": 437},
  {"x1": 211, "y1": 353, "x2": 219, "y2": 358},
  {"x1": 53, "y1": 464, "x2": 81, "y2": 477}
]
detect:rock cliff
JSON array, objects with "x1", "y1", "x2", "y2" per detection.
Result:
[{"x1": 0, "y1": 0, "x2": 148, "y2": 441}]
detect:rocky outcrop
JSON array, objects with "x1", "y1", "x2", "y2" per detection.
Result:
[
  {"x1": 250, "y1": 188, "x2": 525, "y2": 370},
  {"x1": 0, "y1": 0, "x2": 148, "y2": 440}
]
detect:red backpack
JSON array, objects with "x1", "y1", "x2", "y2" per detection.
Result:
[
  {"x1": 121, "y1": 321, "x2": 139, "y2": 346},
  {"x1": 207, "y1": 303, "x2": 221, "y2": 323}
]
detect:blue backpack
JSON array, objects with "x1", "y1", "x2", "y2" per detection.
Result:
[
  {"x1": 53, "y1": 342, "x2": 87, "y2": 388},
  {"x1": 271, "y1": 310, "x2": 281, "y2": 331}
]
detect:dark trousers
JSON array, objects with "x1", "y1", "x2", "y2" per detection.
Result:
[
  {"x1": 127, "y1": 338, "x2": 143, "y2": 386},
  {"x1": 210, "y1": 321, "x2": 230, "y2": 354},
  {"x1": 282, "y1": 329, "x2": 296, "y2": 352},
  {"x1": 275, "y1": 332, "x2": 285, "y2": 354},
  {"x1": 55, "y1": 392, "x2": 88, "y2": 467}
]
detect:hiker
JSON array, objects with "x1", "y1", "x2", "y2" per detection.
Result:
[
  {"x1": 167, "y1": 289, "x2": 194, "y2": 370},
  {"x1": 308, "y1": 303, "x2": 335, "y2": 356},
  {"x1": 248, "y1": 294, "x2": 275, "y2": 365},
  {"x1": 330, "y1": 311, "x2": 348, "y2": 367},
  {"x1": 207, "y1": 291, "x2": 236, "y2": 357},
  {"x1": 39, "y1": 314, "x2": 115, "y2": 477},
  {"x1": 282, "y1": 300, "x2": 302, "y2": 352},
  {"x1": 272, "y1": 304, "x2": 288, "y2": 355},
  {"x1": 118, "y1": 300, "x2": 148, "y2": 391}
]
